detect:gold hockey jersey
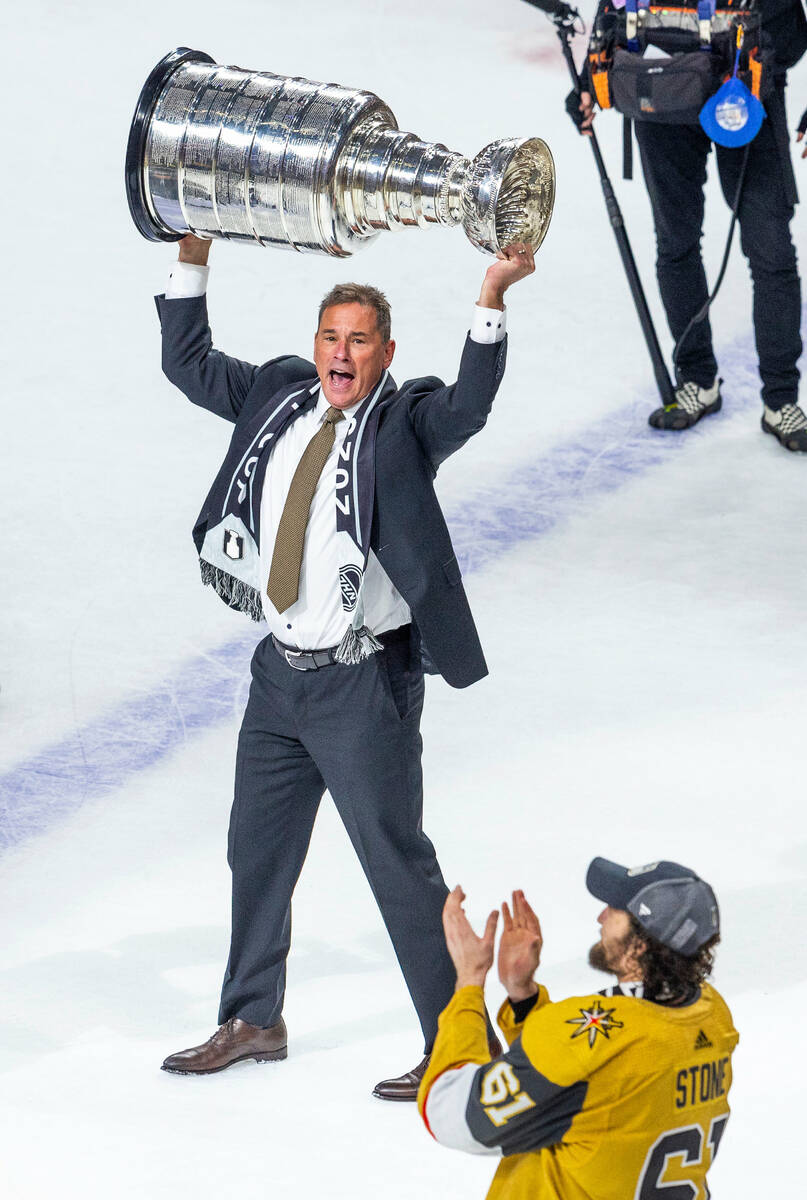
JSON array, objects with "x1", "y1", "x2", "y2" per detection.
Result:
[{"x1": 418, "y1": 981, "x2": 738, "y2": 1200}]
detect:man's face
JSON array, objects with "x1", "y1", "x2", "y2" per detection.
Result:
[
  {"x1": 589, "y1": 905, "x2": 643, "y2": 978},
  {"x1": 313, "y1": 302, "x2": 395, "y2": 409}
]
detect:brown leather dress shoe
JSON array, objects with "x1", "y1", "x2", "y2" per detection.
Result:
[
  {"x1": 372, "y1": 1034, "x2": 503, "y2": 1101},
  {"x1": 161, "y1": 1016, "x2": 287, "y2": 1075}
]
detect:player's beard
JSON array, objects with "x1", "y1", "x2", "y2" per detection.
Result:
[{"x1": 589, "y1": 932, "x2": 633, "y2": 975}]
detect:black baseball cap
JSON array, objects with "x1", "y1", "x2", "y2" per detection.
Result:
[{"x1": 586, "y1": 857, "x2": 720, "y2": 956}]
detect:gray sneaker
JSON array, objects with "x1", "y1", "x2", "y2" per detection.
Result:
[
  {"x1": 649, "y1": 379, "x2": 722, "y2": 430},
  {"x1": 761, "y1": 403, "x2": 807, "y2": 452}
]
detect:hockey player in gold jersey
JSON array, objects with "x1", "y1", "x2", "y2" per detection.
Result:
[{"x1": 418, "y1": 857, "x2": 738, "y2": 1200}]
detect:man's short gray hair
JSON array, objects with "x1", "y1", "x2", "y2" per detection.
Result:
[{"x1": 317, "y1": 283, "x2": 392, "y2": 343}]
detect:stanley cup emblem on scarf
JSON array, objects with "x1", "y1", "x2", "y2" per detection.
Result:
[{"x1": 125, "y1": 49, "x2": 555, "y2": 258}]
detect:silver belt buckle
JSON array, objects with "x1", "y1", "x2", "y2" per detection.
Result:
[{"x1": 284, "y1": 648, "x2": 310, "y2": 671}]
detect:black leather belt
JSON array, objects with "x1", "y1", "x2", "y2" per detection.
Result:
[
  {"x1": 271, "y1": 635, "x2": 340, "y2": 671},
  {"x1": 271, "y1": 624, "x2": 409, "y2": 672}
]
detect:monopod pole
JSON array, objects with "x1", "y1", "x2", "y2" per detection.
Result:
[{"x1": 523, "y1": 1, "x2": 676, "y2": 407}]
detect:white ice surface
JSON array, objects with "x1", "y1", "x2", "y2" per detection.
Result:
[{"x1": 1, "y1": 0, "x2": 805, "y2": 1196}]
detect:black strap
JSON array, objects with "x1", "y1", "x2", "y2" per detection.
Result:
[
  {"x1": 622, "y1": 115, "x2": 634, "y2": 181},
  {"x1": 271, "y1": 635, "x2": 338, "y2": 669},
  {"x1": 672, "y1": 141, "x2": 752, "y2": 373}
]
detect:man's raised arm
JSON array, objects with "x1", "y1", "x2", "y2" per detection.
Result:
[
  {"x1": 156, "y1": 234, "x2": 262, "y2": 423},
  {"x1": 407, "y1": 243, "x2": 535, "y2": 467}
]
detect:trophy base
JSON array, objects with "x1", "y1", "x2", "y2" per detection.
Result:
[{"x1": 125, "y1": 47, "x2": 215, "y2": 242}]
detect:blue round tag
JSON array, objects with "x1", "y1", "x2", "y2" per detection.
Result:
[{"x1": 700, "y1": 78, "x2": 765, "y2": 147}]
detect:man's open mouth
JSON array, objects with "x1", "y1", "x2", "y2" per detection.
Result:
[{"x1": 329, "y1": 369, "x2": 355, "y2": 387}]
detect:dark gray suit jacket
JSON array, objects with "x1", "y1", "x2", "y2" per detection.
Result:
[{"x1": 155, "y1": 294, "x2": 507, "y2": 688}]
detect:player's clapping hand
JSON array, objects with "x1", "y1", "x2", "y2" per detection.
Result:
[
  {"x1": 497, "y1": 890, "x2": 542, "y2": 1003},
  {"x1": 442, "y1": 886, "x2": 499, "y2": 990}
]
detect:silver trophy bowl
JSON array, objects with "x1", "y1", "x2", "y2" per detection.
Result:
[{"x1": 125, "y1": 49, "x2": 555, "y2": 258}]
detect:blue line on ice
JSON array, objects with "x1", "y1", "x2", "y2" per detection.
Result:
[{"x1": 0, "y1": 360, "x2": 758, "y2": 852}]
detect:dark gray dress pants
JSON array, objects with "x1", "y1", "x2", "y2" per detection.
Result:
[
  {"x1": 217, "y1": 626, "x2": 457, "y2": 1051},
  {"x1": 635, "y1": 87, "x2": 802, "y2": 409}
]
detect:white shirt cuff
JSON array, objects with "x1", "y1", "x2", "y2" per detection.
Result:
[
  {"x1": 470, "y1": 304, "x2": 506, "y2": 344},
  {"x1": 165, "y1": 260, "x2": 210, "y2": 299}
]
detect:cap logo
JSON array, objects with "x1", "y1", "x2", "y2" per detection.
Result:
[
  {"x1": 627, "y1": 863, "x2": 659, "y2": 877},
  {"x1": 638, "y1": 902, "x2": 652, "y2": 917}
]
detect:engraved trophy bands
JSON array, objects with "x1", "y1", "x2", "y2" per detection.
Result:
[{"x1": 125, "y1": 48, "x2": 555, "y2": 258}]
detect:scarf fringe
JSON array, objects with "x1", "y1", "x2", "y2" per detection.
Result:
[
  {"x1": 200, "y1": 560, "x2": 265, "y2": 623},
  {"x1": 333, "y1": 624, "x2": 384, "y2": 665}
]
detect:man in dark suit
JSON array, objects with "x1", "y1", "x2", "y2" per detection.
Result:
[{"x1": 156, "y1": 233, "x2": 534, "y2": 1097}]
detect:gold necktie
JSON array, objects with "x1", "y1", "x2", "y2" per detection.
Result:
[{"x1": 265, "y1": 405, "x2": 344, "y2": 614}]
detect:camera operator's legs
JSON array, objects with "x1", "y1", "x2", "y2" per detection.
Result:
[
  {"x1": 716, "y1": 106, "x2": 806, "y2": 452},
  {"x1": 636, "y1": 121, "x2": 719, "y2": 421}
]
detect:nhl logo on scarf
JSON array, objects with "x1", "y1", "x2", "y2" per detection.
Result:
[
  {"x1": 224, "y1": 529, "x2": 244, "y2": 560},
  {"x1": 339, "y1": 564, "x2": 363, "y2": 611}
]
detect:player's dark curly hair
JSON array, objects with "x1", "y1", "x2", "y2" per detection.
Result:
[{"x1": 629, "y1": 915, "x2": 720, "y2": 1002}]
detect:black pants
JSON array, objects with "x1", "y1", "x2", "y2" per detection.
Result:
[
  {"x1": 635, "y1": 96, "x2": 802, "y2": 409},
  {"x1": 217, "y1": 626, "x2": 456, "y2": 1051}
]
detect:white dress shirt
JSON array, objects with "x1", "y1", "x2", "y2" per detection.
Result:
[{"x1": 164, "y1": 261, "x2": 506, "y2": 648}]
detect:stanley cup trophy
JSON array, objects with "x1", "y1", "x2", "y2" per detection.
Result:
[{"x1": 125, "y1": 48, "x2": 555, "y2": 258}]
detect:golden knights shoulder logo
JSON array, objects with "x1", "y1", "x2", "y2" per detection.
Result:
[{"x1": 566, "y1": 1000, "x2": 624, "y2": 1048}]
